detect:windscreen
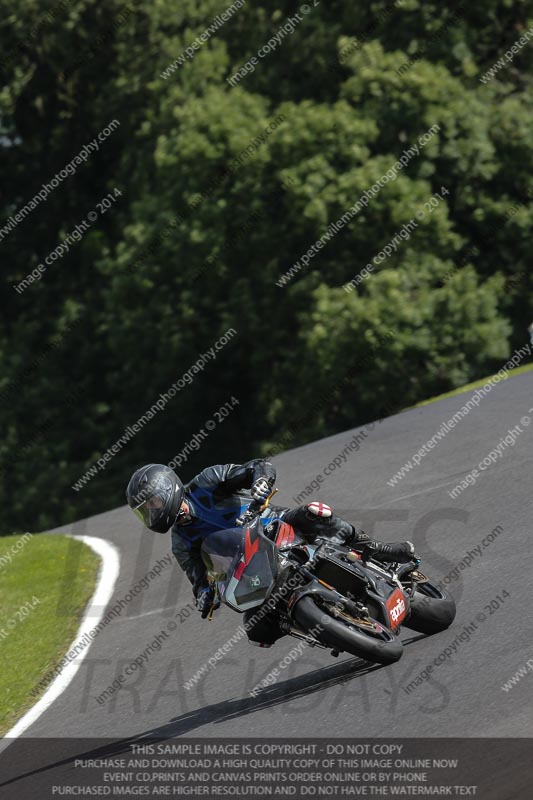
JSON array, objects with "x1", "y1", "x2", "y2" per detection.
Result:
[
  {"x1": 201, "y1": 524, "x2": 279, "y2": 610},
  {"x1": 201, "y1": 528, "x2": 243, "y2": 580}
]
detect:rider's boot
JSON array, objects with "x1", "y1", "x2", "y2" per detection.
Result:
[
  {"x1": 343, "y1": 526, "x2": 416, "y2": 563},
  {"x1": 360, "y1": 539, "x2": 416, "y2": 564}
]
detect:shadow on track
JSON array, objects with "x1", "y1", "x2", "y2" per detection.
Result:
[{"x1": 0, "y1": 649, "x2": 400, "y2": 789}]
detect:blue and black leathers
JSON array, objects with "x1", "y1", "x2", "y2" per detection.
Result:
[{"x1": 171, "y1": 459, "x2": 281, "y2": 596}]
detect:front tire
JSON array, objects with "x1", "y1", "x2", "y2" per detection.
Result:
[
  {"x1": 404, "y1": 583, "x2": 456, "y2": 635},
  {"x1": 292, "y1": 596, "x2": 403, "y2": 665}
]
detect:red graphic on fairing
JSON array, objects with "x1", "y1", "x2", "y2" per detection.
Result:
[
  {"x1": 234, "y1": 526, "x2": 260, "y2": 579},
  {"x1": 275, "y1": 522, "x2": 296, "y2": 548}
]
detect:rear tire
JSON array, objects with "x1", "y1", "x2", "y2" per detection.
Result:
[
  {"x1": 404, "y1": 583, "x2": 456, "y2": 635},
  {"x1": 292, "y1": 595, "x2": 403, "y2": 665}
]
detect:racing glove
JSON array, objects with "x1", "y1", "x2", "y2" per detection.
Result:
[
  {"x1": 251, "y1": 477, "x2": 271, "y2": 504},
  {"x1": 196, "y1": 586, "x2": 220, "y2": 619}
]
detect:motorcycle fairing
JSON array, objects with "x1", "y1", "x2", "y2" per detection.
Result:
[{"x1": 201, "y1": 522, "x2": 279, "y2": 612}]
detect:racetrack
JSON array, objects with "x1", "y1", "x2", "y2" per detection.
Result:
[{"x1": 8, "y1": 370, "x2": 533, "y2": 742}]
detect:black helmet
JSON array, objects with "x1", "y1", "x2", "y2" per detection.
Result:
[{"x1": 126, "y1": 464, "x2": 184, "y2": 533}]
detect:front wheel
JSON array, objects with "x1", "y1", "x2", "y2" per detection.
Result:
[
  {"x1": 292, "y1": 596, "x2": 403, "y2": 665},
  {"x1": 404, "y1": 582, "x2": 456, "y2": 635}
]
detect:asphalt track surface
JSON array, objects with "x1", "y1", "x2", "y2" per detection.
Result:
[{"x1": 9, "y1": 371, "x2": 533, "y2": 741}]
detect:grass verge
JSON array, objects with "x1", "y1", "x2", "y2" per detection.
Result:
[
  {"x1": 0, "y1": 533, "x2": 100, "y2": 736},
  {"x1": 412, "y1": 362, "x2": 533, "y2": 409}
]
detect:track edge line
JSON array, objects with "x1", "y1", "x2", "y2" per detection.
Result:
[{"x1": 0, "y1": 534, "x2": 120, "y2": 746}]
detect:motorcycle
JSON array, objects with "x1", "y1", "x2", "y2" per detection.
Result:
[{"x1": 200, "y1": 492, "x2": 456, "y2": 665}]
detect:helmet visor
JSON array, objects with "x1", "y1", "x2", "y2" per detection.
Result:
[
  {"x1": 133, "y1": 496, "x2": 164, "y2": 527},
  {"x1": 132, "y1": 474, "x2": 174, "y2": 527}
]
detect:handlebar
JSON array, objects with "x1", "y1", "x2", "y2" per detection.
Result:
[{"x1": 235, "y1": 488, "x2": 279, "y2": 527}]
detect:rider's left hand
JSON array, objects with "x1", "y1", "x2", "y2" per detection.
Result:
[{"x1": 196, "y1": 586, "x2": 220, "y2": 619}]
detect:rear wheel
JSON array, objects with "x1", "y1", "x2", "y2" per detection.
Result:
[
  {"x1": 404, "y1": 582, "x2": 456, "y2": 634},
  {"x1": 292, "y1": 595, "x2": 403, "y2": 665}
]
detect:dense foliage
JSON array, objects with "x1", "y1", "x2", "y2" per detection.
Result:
[{"x1": 1, "y1": 0, "x2": 531, "y2": 533}]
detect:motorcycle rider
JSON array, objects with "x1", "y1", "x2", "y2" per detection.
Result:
[{"x1": 126, "y1": 460, "x2": 415, "y2": 645}]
